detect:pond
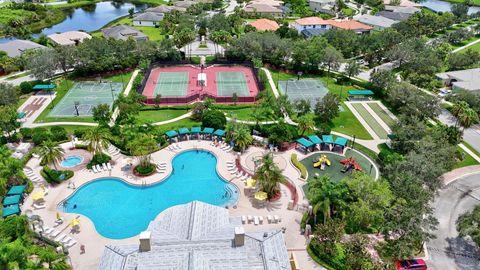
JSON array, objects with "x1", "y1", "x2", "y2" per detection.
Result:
[
  {"x1": 421, "y1": 0, "x2": 480, "y2": 14},
  {"x1": 39, "y1": 1, "x2": 148, "y2": 36}
]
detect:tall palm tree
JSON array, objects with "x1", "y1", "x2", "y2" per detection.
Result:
[
  {"x1": 451, "y1": 101, "x2": 469, "y2": 128},
  {"x1": 459, "y1": 108, "x2": 478, "y2": 130},
  {"x1": 83, "y1": 127, "x2": 112, "y2": 156},
  {"x1": 233, "y1": 126, "x2": 253, "y2": 152},
  {"x1": 37, "y1": 140, "x2": 64, "y2": 170},
  {"x1": 297, "y1": 114, "x2": 315, "y2": 136},
  {"x1": 307, "y1": 175, "x2": 348, "y2": 224},
  {"x1": 255, "y1": 153, "x2": 286, "y2": 199}
]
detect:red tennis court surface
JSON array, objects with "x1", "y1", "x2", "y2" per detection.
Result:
[{"x1": 142, "y1": 65, "x2": 260, "y2": 105}]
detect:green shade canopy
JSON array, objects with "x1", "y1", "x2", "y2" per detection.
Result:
[
  {"x1": 322, "y1": 135, "x2": 334, "y2": 144},
  {"x1": 2, "y1": 204, "x2": 20, "y2": 218},
  {"x1": 178, "y1": 128, "x2": 190, "y2": 135},
  {"x1": 33, "y1": 84, "x2": 56, "y2": 90},
  {"x1": 213, "y1": 129, "x2": 225, "y2": 137},
  {"x1": 334, "y1": 137, "x2": 348, "y2": 147},
  {"x1": 202, "y1": 127, "x2": 214, "y2": 134},
  {"x1": 348, "y1": 90, "x2": 374, "y2": 96},
  {"x1": 17, "y1": 112, "x2": 26, "y2": 119},
  {"x1": 191, "y1": 127, "x2": 201, "y2": 133},
  {"x1": 296, "y1": 138, "x2": 314, "y2": 148},
  {"x1": 165, "y1": 130, "x2": 178, "y2": 138},
  {"x1": 3, "y1": 195, "x2": 20, "y2": 206},
  {"x1": 307, "y1": 135, "x2": 322, "y2": 144},
  {"x1": 6, "y1": 185, "x2": 26, "y2": 196}
]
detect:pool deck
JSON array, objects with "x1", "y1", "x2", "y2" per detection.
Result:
[{"x1": 22, "y1": 140, "x2": 326, "y2": 270}]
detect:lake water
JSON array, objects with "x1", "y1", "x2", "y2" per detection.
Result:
[{"x1": 421, "y1": 0, "x2": 480, "y2": 14}]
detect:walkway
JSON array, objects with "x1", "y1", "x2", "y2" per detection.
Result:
[
  {"x1": 452, "y1": 37, "x2": 480, "y2": 53},
  {"x1": 110, "y1": 69, "x2": 140, "y2": 125}
]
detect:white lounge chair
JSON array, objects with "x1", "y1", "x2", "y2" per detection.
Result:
[
  {"x1": 92, "y1": 166, "x2": 99, "y2": 173},
  {"x1": 230, "y1": 169, "x2": 238, "y2": 175},
  {"x1": 107, "y1": 162, "x2": 112, "y2": 171},
  {"x1": 227, "y1": 166, "x2": 237, "y2": 171},
  {"x1": 241, "y1": 216, "x2": 247, "y2": 224},
  {"x1": 55, "y1": 234, "x2": 67, "y2": 242},
  {"x1": 274, "y1": 215, "x2": 280, "y2": 223},
  {"x1": 62, "y1": 236, "x2": 72, "y2": 244},
  {"x1": 43, "y1": 227, "x2": 54, "y2": 235},
  {"x1": 96, "y1": 164, "x2": 103, "y2": 172},
  {"x1": 239, "y1": 174, "x2": 249, "y2": 182},
  {"x1": 259, "y1": 216, "x2": 264, "y2": 224},
  {"x1": 33, "y1": 202, "x2": 46, "y2": 210},
  {"x1": 254, "y1": 216, "x2": 259, "y2": 225},
  {"x1": 66, "y1": 239, "x2": 77, "y2": 248},
  {"x1": 176, "y1": 144, "x2": 182, "y2": 149},
  {"x1": 50, "y1": 230, "x2": 61, "y2": 238},
  {"x1": 226, "y1": 160, "x2": 235, "y2": 164},
  {"x1": 247, "y1": 215, "x2": 253, "y2": 223},
  {"x1": 267, "y1": 215, "x2": 273, "y2": 223}
]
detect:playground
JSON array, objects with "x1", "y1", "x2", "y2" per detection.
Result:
[
  {"x1": 48, "y1": 82, "x2": 123, "y2": 118},
  {"x1": 300, "y1": 149, "x2": 378, "y2": 184},
  {"x1": 141, "y1": 65, "x2": 260, "y2": 104},
  {"x1": 277, "y1": 79, "x2": 329, "y2": 103}
]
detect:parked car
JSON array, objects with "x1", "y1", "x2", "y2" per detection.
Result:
[
  {"x1": 438, "y1": 89, "x2": 451, "y2": 98},
  {"x1": 394, "y1": 259, "x2": 427, "y2": 270}
]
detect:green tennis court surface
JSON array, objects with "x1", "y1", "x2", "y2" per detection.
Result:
[
  {"x1": 48, "y1": 82, "x2": 123, "y2": 118},
  {"x1": 153, "y1": 72, "x2": 188, "y2": 97},
  {"x1": 278, "y1": 79, "x2": 329, "y2": 103},
  {"x1": 216, "y1": 72, "x2": 250, "y2": 96},
  {"x1": 351, "y1": 103, "x2": 389, "y2": 139}
]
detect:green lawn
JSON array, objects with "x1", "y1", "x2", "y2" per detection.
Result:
[
  {"x1": 155, "y1": 118, "x2": 201, "y2": 132},
  {"x1": 454, "y1": 146, "x2": 480, "y2": 169},
  {"x1": 444, "y1": 0, "x2": 480, "y2": 6},
  {"x1": 55, "y1": 125, "x2": 95, "y2": 135},
  {"x1": 138, "y1": 109, "x2": 189, "y2": 123},
  {"x1": 351, "y1": 103, "x2": 389, "y2": 139},
  {"x1": 92, "y1": 16, "x2": 164, "y2": 41},
  {"x1": 367, "y1": 102, "x2": 396, "y2": 128},
  {"x1": 465, "y1": 41, "x2": 480, "y2": 53},
  {"x1": 34, "y1": 72, "x2": 132, "y2": 123},
  {"x1": 462, "y1": 141, "x2": 480, "y2": 158}
]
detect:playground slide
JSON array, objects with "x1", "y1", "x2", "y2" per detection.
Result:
[
  {"x1": 340, "y1": 159, "x2": 363, "y2": 171},
  {"x1": 313, "y1": 161, "x2": 322, "y2": 168}
]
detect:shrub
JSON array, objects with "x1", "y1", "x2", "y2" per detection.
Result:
[
  {"x1": 19, "y1": 128, "x2": 32, "y2": 140},
  {"x1": 19, "y1": 80, "x2": 43, "y2": 94},
  {"x1": 73, "y1": 129, "x2": 86, "y2": 139},
  {"x1": 87, "y1": 153, "x2": 111, "y2": 169},
  {"x1": 50, "y1": 126, "x2": 68, "y2": 141},
  {"x1": 291, "y1": 153, "x2": 307, "y2": 179},
  {"x1": 32, "y1": 128, "x2": 51, "y2": 145},
  {"x1": 41, "y1": 166, "x2": 73, "y2": 184},
  {"x1": 202, "y1": 109, "x2": 226, "y2": 130},
  {"x1": 74, "y1": 144, "x2": 88, "y2": 150},
  {"x1": 134, "y1": 164, "x2": 155, "y2": 176},
  {"x1": 316, "y1": 123, "x2": 331, "y2": 135}
]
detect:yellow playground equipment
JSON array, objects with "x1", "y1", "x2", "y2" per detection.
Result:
[{"x1": 313, "y1": 155, "x2": 331, "y2": 170}]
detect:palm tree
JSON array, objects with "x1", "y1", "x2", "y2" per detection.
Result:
[
  {"x1": 451, "y1": 101, "x2": 469, "y2": 128},
  {"x1": 255, "y1": 153, "x2": 286, "y2": 199},
  {"x1": 83, "y1": 127, "x2": 112, "y2": 156},
  {"x1": 37, "y1": 140, "x2": 64, "y2": 170},
  {"x1": 297, "y1": 114, "x2": 315, "y2": 136},
  {"x1": 233, "y1": 125, "x2": 253, "y2": 152},
  {"x1": 459, "y1": 108, "x2": 478, "y2": 130},
  {"x1": 126, "y1": 134, "x2": 157, "y2": 167},
  {"x1": 307, "y1": 175, "x2": 348, "y2": 224}
]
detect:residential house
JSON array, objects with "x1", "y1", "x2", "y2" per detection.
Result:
[
  {"x1": 248, "y1": 18, "x2": 280, "y2": 31},
  {"x1": 48, "y1": 31, "x2": 91, "y2": 46},
  {"x1": 384, "y1": 5, "x2": 421, "y2": 14},
  {"x1": 382, "y1": 0, "x2": 421, "y2": 7},
  {"x1": 308, "y1": 0, "x2": 336, "y2": 14},
  {"x1": 0, "y1": 40, "x2": 46, "y2": 58},
  {"x1": 376, "y1": 10, "x2": 411, "y2": 21},
  {"x1": 97, "y1": 201, "x2": 292, "y2": 270},
  {"x1": 290, "y1": 16, "x2": 332, "y2": 33},
  {"x1": 243, "y1": 3, "x2": 283, "y2": 16},
  {"x1": 102, "y1": 25, "x2": 148, "y2": 42},
  {"x1": 436, "y1": 68, "x2": 480, "y2": 93},
  {"x1": 133, "y1": 12, "x2": 164, "y2": 27},
  {"x1": 355, "y1": 14, "x2": 398, "y2": 30},
  {"x1": 327, "y1": 19, "x2": 372, "y2": 34}
]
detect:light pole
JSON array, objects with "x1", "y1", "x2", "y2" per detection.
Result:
[
  {"x1": 351, "y1": 134, "x2": 356, "y2": 149},
  {"x1": 109, "y1": 83, "x2": 116, "y2": 103},
  {"x1": 74, "y1": 101, "x2": 80, "y2": 116}
]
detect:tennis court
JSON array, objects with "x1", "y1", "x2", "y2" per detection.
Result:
[
  {"x1": 278, "y1": 79, "x2": 329, "y2": 103},
  {"x1": 216, "y1": 72, "x2": 250, "y2": 97},
  {"x1": 48, "y1": 82, "x2": 123, "y2": 118},
  {"x1": 152, "y1": 72, "x2": 189, "y2": 97}
]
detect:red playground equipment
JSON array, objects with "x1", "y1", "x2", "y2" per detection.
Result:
[{"x1": 340, "y1": 157, "x2": 363, "y2": 173}]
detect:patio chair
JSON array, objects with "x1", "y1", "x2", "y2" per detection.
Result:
[
  {"x1": 107, "y1": 163, "x2": 112, "y2": 171},
  {"x1": 274, "y1": 215, "x2": 280, "y2": 223},
  {"x1": 254, "y1": 216, "x2": 259, "y2": 225},
  {"x1": 50, "y1": 230, "x2": 61, "y2": 238},
  {"x1": 55, "y1": 234, "x2": 67, "y2": 242},
  {"x1": 92, "y1": 166, "x2": 99, "y2": 173},
  {"x1": 247, "y1": 215, "x2": 253, "y2": 223},
  {"x1": 66, "y1": 239, "x2": 77, "y2": 248},
  {"x1": 33, "y1": 202, "x2": 46, "y2": 210},
  {"x1": 241, "y1": 216, "x2": 247, "y2": 224},
  {"x1": 96, "y1": 164, "x2": 103, "y2": 172},
  {"x1": 267, "y1": 215, "x2": 273, "y2": 223},
  {"x1": 259, "y1": 216, "x2": 264, "y2": 224}
]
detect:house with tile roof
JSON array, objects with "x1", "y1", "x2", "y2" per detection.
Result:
[
  {"x1": 102, "y1": 25, "x2": 148, "y2": 41},
  {"x1": 248, "y1": 18, "x2": 280, "y2": 31},
  {"x1": 290, "y1": 16, "x2": 332, "y2": 33},
  {"x1": 244, "y1": 3, "x2": 284, "y2": 16},
  {"x1": 0, "y1": 40, "x2": 46, "y2": 58},
  {"x1": 355, "y1": 14, "x2": 398, "y2": 30},
  {"x1": 133, "y1": 12, "x2": 164, "y2": 27},
  {"x1": 48, "y1": 31, "x2": 91, "y2": 46},
  {"x1": 98, "y1": 201, "x2": 291, "y2": 270}
]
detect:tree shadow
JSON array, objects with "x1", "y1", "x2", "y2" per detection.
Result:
[{"x1": 445, "y1": 236, "x2": 480, "y2": 269}]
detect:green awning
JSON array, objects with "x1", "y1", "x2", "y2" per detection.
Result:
[
  {"x1": 165, "y1": 130, "x2": 178, "y2": 138},
  {"x1": 3, "y1": 195, "x2": 20, "y2": 206},
  {"x1": 307, "y1": 135, "x2": 322, "y2": 144},
  {"x1": 296, "y1": 138, "x2": 314, "y2": 148},
  {"x1": 202, "y1": 127, "x2": 214, "y2": 134},
  {"x1": 6, "y1": 185, "x2": 26, "y2": 196},
  {"x1": 213, "y1": 129, "x2": 225, "y2": 137},
  {"x1": 348, "y1": 90, "x2": 374, "y2": 96},
  {"x1": 334, "y1": 137, "x2": 348, "y2": 146},
  {"x1": 2, "y1": 204, "x2": 20, "y2": 218},
  {"x1": 33, "y1": 84, "x2": 56, "y2": 90},
  {"x1": 191, "y1": 127, "x2": 201, "y2": 133},
  {"x1": 178, "y1": 128, "x2": 190, "y2": 135},
  {"x1": 17, "y1": 112, "x2": 26, "y2": 119},
  {"x1": 322, "y1": 135, "x2": 334, "y2": 144}
]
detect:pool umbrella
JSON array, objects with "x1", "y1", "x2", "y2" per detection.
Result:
[
  {"x1": 254, "y1": 191, "x2": 268, "y2": 201},
  {"x1": 246, "y1": 178, "x2": 257, "y2": 189},
  {"x1": 56, "y1": 212, "x2": 61, "y2": 220},
  {"x1": 32, "y1": 191, "x2": 45, "y2": 202},
  {"x1": 70, "y1": 218, "x2": 80, "y2": 227}
]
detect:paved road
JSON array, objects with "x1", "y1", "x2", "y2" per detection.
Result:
[
  {"x1": 438, "y1": 109, "x2": 480, "y2": 153},
  {"x1": 427, "y1": 172, "x2": 480, "y2": 270}
]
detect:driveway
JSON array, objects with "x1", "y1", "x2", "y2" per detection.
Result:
[{"x1": 426, "y1": 172, "x2": 480, "y2": 270}]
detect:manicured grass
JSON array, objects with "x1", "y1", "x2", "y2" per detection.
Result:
[
  {"x1": 454, "y1": 146, "x2": 480, "y2": 169},
  {"x1": 5, "y1": 71, "x2": 30, "y2": 81},
  {"x1": 451, "y1": 35, "x2": 480, "y2": 50},
  {"x1": 138, "y1": 109, "x2": 189, "y2": 123},
  {"x1": 55, "y1": 125, "x2": 95, "y2": 135},
  {"x1": 331, "y1": 104, "x2": 372, "y2": 140},
  {"x1": 465, "y1": 41, "x2": 480, "y2": 53},
  {"x1": 351, "y1": 103, "x2": 389, "y2": 139},
  {"x1": 367, "y1": 102, "x2": 396, "y2": 128},
  {"x1": 462, "y1": 141, "x2": 480, "y2": 158},
  {"x1": 155, "y1": 118, "x2": 201, "y2": 131}
]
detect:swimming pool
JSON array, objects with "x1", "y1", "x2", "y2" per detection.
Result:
[
  {"x1": 61, "y1": 150, "x2": 239, "y2": 239},
  {"x1": 60, "y1": 155, "x2": 84, "y2": 168}
]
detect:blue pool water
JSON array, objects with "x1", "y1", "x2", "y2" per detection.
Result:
[
  {"x1": 62, "y1": 150, "x2": 239, "y2": 239},
  {"x1": 60, "y1": 156, "x2": 83, "y2": 168}
]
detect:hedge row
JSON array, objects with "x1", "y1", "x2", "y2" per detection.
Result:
[
  {"x1": 41, "y1": 166, "x2": 74, "y2": 184},
  {"x1": 291, "y1": 153, "x2": 307, "y2": 179}
]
